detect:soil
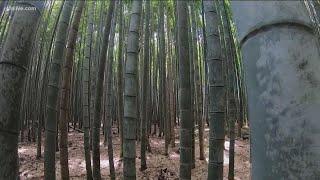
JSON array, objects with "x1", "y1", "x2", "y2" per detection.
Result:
[{"x1": 18, "y1": 127, "x2": 250, "y2": 180}]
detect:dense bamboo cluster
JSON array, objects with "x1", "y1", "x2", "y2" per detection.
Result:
[{"x1": 1, "y1": 0, "x2": 320, "y2": 179}]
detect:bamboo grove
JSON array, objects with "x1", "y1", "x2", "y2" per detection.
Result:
[{"x1": 1, "y1": 0, "x2": 320, "y2": 179}]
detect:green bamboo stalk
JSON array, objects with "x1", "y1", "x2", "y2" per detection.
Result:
[
  {"x1": 44, "y1": 1, "x2": 74, "y2": 179},
  {"x1": 123, "y1": 1, "x2": 142, "y2": 179},
  {"x1": 177, "y1": 1, "x2": 192, "y2": 179},
  {"x1": 91, "y1": 1, "x2": 115, "y2": 179},
  {"x1": 204, "y1": 1, "x2": 226, "y2": 179},
  {"x1": 0, "y1": 1, "x2": 43, "y2": 179}
]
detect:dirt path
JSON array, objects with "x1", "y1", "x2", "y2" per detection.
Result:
[{"x1": 19, "y1": 127, "x2": 250, "y2": 180}]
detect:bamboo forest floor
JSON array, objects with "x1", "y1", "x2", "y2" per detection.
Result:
[{"x1": 18, "y1": 127, "x2": 250, "y2": 180}]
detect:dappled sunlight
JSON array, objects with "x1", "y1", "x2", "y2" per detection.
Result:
[
  {"x1": 101, "y1": 157, "x2": 121, "y2": 169},
  {"x1": 79, "y1": 159, "x2": 88, "y2": 169},
  {"x1": 224, "y1": 151, "x2": 229, "y2": 165},
  {"x1": 169, "y1": 152, "x2": 179, "y2": 159},
  {"x1": 18, "y1": 129, "x2": 250, "y2": 179},
  {"x1": 18, "y1": 145, "x2": 37, "y2": 155},
  {"x1": 18, "y1": 147, "x2": 29, "y2": 154},
  {"x1": 150, "y1": 139, "x2": 165, "y2": 146},
  {"x1": 100, "y1": 159, "x2": 110, "y2": 168},
  {"x1": 113, "y1": 158, "x2": 121, "y2": 167},
  {"x1": 225, "y1": 141, "x2": 230, "y2": 151},
  {"x1": 151, "y1": 141, "x2": 161, "y2": 146},
  {"x1": 78, "y1": 157, "x2": 121, "y2": 170}
]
